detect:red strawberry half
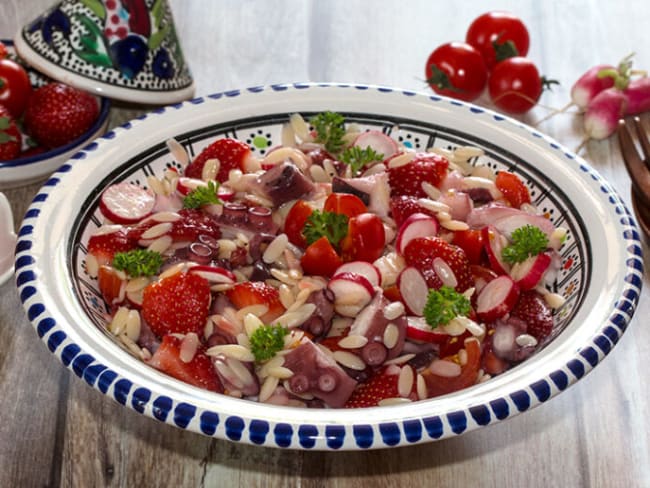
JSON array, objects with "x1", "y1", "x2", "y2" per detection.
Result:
[
  {"x1": 0, "y1": 105, "x2": 21, "y2": 160},
  {"x1": 141, "y1": 272, "x2": 211, "y2": 337},
  {"x1": 23, "y1": 82, "x2": 99, "y2": 149},
  {"x1": 147, "y1": 335, "x2": 223, "y2": 392},
  {"x1": 387, "y1": 153, "x2": 449, "y2": 197},
  {"x1": 185, "y1": 137, "x2": 251, "y2": 182},
  {"x1": 97, "y1": 265, "x2": 126, "y2": 308},
  {"x1": 226, "y1": 281, "x2": 285, "y2": 324},
  {"x1": 87, "y1": 227, "x2": 138, "y2": 266},
  {"x1": 510, "y1": 290, "x2": 554, "y2": 340},
  {"x1": 402, "y1": 236, "x2": 474, "y2": 292},
  {"x1": 345, "y1": 365, "x2": 416, "y2": 408}
]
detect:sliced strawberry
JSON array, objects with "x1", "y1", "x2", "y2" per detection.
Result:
[
  {"x1": 147, "y1": 335, "x2": 223, "y2": 392},
  {"x1": 185, "y1": 137, "x2": 251, "y2": 182},
  {"x1": 225, "y1": 281, "x2": 285, "y2": 323},
  {"x1": 402, "y1": 236, "x2": 474, "y2": 292},
  {"x1": 345, "y1": 365, "x2": 416, "y2": 408},
  {"x1": 387, "y1": 153, "x2": 449, "y2": 197},
  {"x1": 0, "y1": 105, "x2": 21, "y2": 160},
  {"x1": 87, "y1": 227, "x2": 138, "y2": 266},
  {"x1": 389, "y1": 195, "x2": 437, "y2": 227},
  {"x1": 97, "y1": 265, "x2": 125, "y2": 308},
  {"x1": 141, "y1": 272, "x2": 211, "y2": 337},
  {"x1": 495, "y1": 170, "x2": 531, "y2": 209},
  {"x1": 510, "y1": 290, "x2": 554, "y2": 340}
]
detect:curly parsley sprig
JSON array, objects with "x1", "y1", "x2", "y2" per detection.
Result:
[
  {"x1": 183, "y1": 180, "x2": 222, "y2": 209},
  {"x1": 340, "y1": 146, "x2": 384, "y2": 176},
  {"x1": 249, "y1": 324, "x2": 289, "y2": 362},
  {"x1": 423, "y1": 286, "x2": 471, "y2": 329},
  {"x1": 303, "y1": 210, "x2": 349, "y2": 247},
  {"x1": 501, "y1": 225, "x2": 549, "y2": 264},
  {"x1": 112, "y1": 249, "x2": 163, "y2": 277},
  {"x1": 310, "y1": 111, "x2": 347, "y2": 154}
]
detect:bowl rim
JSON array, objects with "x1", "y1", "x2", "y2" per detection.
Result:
[{"x1": 14, "y1": 82, "x2": 644, "y2": 450}]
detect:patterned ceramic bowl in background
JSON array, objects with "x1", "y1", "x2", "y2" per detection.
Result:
[{"x1": 14, "y1": 84, "x2": 643, "y2": 450}]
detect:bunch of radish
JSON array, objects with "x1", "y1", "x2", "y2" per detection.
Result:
[{"x1": 566, "y1": 54, "x2": 650, "y2": 145}]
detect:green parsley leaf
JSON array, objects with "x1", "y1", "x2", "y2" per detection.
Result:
[
  {"x1": 340, "y1": 145, "x2": 384, "y2": 176},
  {"x1": 423, "y1": 286, "x2": 471, "y2": 329},
  {"x1": 183, "y1": 180, "x2": 222, "y2": 209},
  {"x1": 310, "y1": 111, "x2": 346, "y2": 154},
  {"x1": 112, "y1": 249, "x2": 163, "y2": 277},
  {"x1": 303, "y1": 210, "x2": 349, "y2": 247},
  {"x1": 249, "y1": 324, "x2": 288, "y2": 362},
  {"x1": 501, "y1": 225, "x2": 549, "y2": 264}
]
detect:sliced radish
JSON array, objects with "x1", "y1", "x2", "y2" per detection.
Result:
[
  {"x1": 475, "y1": 275, "x2": 520, "y2": 322},
  {"x1": 333, "y1": 261, "x2": 381, "y2": 287},
  {"x1": 176, "y1": 176, "x2": 207, "y2": 196},
  {"x1": 99, "y1": 182, "x2": 156, "y2": 224},
  {"x1": 188, "y1": 265, "x2": 236, "y2": 284},
  {"x1": 510, "y1": 252, "x2": 552, "y2": 290},
  {"x1": 328, "y1": 272, "x2": 376, "y2": 315},
  {"x1": 405, "y1": 316, "x2": 449, "y2": 343},
  {"x1": 397, "y1": 266, "x2": 429, "y2": 316},
  {"x1": 395, "y1": 213, "x2": 439, "y2": 255},
  {"x1": 217, "y1": 185, "x2": 236, "y2": 201},
  {"x1": 482, "y1": 225, "x2": 510, "y2": 275},
  {"x1": 494, "y1": 213, "x2": 555, "y2": 240},
  {"x1": 351, "y1": 130, "x2": 398, "y2": 159}
]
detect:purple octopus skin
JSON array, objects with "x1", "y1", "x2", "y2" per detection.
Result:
[
  {"x1": 213, "y1": 356, "x2": 260, "y2": 396},
  {"x1": 300, "y1": 288, "x2": 336, "y2": 339},
  {"x1": 254, "y1": 162, "x2": 315, "y2": 206},
  {"x1": 331, "y1": 176, "x2": 371, "y2": 205},
  {"x1": 349, "y1": 291, "x2": 407, "y2": 361},
  {"x1": 282, "y1": 340, "x2": 357, "y2": 408}
]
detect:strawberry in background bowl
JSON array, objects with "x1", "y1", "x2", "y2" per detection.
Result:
[{"x1": 0, "y1": 39, "x2": 110, "y2": 190}]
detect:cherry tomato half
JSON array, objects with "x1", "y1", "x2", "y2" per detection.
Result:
[
  {"x1": 425, "y1": 42, "x2": 488, "y2": 102},
  {"x1": 466, "y1": 11, "x2": 530, "y2": 69},
  {"x1": 452, "y1": 229, "x2": 485, "y2": 265},
  {"x1": 300, "y1": 236, "x2": 343, "y2": 277},
  {"x1": 0, "y1": 58, "x2": 32, "y2": 119},
  {"x1": 340, "y1": 212, "x2": 385, "y2": 263},
  {"x1": 323, "y1": 192, "x2": 368, "y2": 219},
  {"x1": 488, "y1": 57, "x2": 542, "y2": 114},
  {"x1": 283, "y1": 200, "x2": 313, "y2": 248}
]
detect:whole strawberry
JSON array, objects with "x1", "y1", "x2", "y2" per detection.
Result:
[
  {"x1": 0, "y1": 104, "x2": 21, "y2": 160},
  {"x1": 23, "y1": 82, "x2": 99, "y2": 149}
]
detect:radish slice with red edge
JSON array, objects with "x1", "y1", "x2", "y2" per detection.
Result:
[
  {"x1": 395, "y1": 213, "x2": 439, "y2": 255},
  {"x1": 351, "y1": 130, "x2": 399, "y2": 159},
  {"x1": 482, "y1": 225, "x2": 510, "y2": 275},
  {"x1": 405, "y1": 316, "x2": 449, "y2": 344},
  {"x1": 327, "y1": 272, "x2": 375, "y2": 307},
  {"x1": 333, "y1": 261, "x2": 381, "y2": 287},
  {"x1": 476, "y1": 275, "x2": 520, "y2": 322},
  {"x1": 177, "y1": 177, "x2": 235, "y2": 201},
  {"x1": 99, "y1": 182, "x2": 156, "y2": 224},
  {"x1": 188, "y1": 265, "x2": 236, "y2": 284},
  {"x1": 510, "y1": 252, "x2": 551, "y2": 290},
  {"x1": 397, "y1": 266, "x2": 429, "y2": 316}
]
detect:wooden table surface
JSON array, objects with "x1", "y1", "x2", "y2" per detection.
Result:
[{"x1": 1, "y1": 1, "x2": 649, "y2": 487}]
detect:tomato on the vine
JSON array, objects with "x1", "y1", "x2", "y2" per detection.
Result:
[
  {"x1": 0, "y1": 57, "x2": 32, "y2": 119},
  {"x1": 488, "y1": 57, "x2": 542, "y2": 114},
  {"x1": 425, "y1": 42, "x2": 488, "y2": 102},
  {"x1": 466, "y1": 11, "x2": 530, "y2": 69}
]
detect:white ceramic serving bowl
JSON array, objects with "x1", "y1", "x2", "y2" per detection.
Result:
[
  {"x1": 14, "y1": 83, "x2": 643, "y2": 450},
  {"x1": 0, "y1": 39, "x2": 111, "y2": 190}
]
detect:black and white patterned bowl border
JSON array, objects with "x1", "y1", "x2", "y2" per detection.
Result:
[{"x1": 14, "y1": 83, "x2": 643, "y2": 450}]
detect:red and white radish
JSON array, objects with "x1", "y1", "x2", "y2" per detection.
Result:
[
  {"x1": 583, "y1": 87, "x2": 627, "y2": 141},
  {"x1": 327, "y1": 272, "x2": 376, "y2": 316},
  {"x1": 405, "y1": 316, "x2": 449, "y2": 343},
  {"x1": 99, "y1": 182, "x2": 156, "y2": 224},
  {"x1": 395, "y1": 213, "x2": 439, "y2": 255},
  {"x1": 509, "y1": 252, "x2": 552, "y2": 290},
  {"x1": 352, "y1": 130, "x2": 399, "y2": 159},
  {"x1": 177, "y1": 176, "x2": 235, "y2": 201},
  {"x1": 188, "y1": 265, "x2": 236, "y2": 284},
  {"x1": 571, "y1": 64, "x2": 617, "y2": 109},
  {"x1": 623, "y1": 77, "x2": 650, "y2": 115},
  {"x1": 397, "y1": 266, "x2": 429, "y2": 316},
  {"x1": 333, "y1": 261, "x2": 381, "y2": 287},
  {"x1": 482, "y1": 225, "x2": 510, "y2": 275},
  {"x1": 475, "y1": 275, "x2": 520, "y2": 322}
]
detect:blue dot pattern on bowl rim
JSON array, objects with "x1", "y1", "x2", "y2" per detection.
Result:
[{"x1": 14, "y1": 83, "x2": 644, "y2": 450}]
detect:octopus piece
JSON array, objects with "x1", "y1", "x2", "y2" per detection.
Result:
[
  {"x1": 254, "y1": 162, "x2": 315, "y2": 206},
  {"x1": 299, "y1": 288, "x2": 336, "y2": 339},
  {"x1": 282, "y1": 340, "x2": 357, "y2": 408}
]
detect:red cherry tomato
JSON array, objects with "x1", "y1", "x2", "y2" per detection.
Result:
[
  {"x1": 340, "y1": 212, "x2": 385, "y2": 263},
  {"x1": 0, "y1": 58, "x2": 32, "y2": 118},
  {"x1": 488, "y1": 57, "x2": 542, "y2": 114},
  {"x1": 466, "y1": 11, "x2": 530, "y2": 69},
  {"x1": 423, "y1": 338, "x2": 482, "y2": 397},
  {"x1": 452, "y1": 229, "x2": 485, "y2": 265},
  {"x1": 300, "y1": 236, "x2": 343, "y2": 277},
  {"x1": 495, "y1": 170, "x2": 531, "y2": 208},
  {"x1": 323, "y1": 192, "x2": 368, "y2": 219},
  {"x1": 425, "y1": 42, "x2": 488, "y2": 102},
  {"x1": 283, "y1": 200, "x2": 313, "y2": 248}
]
